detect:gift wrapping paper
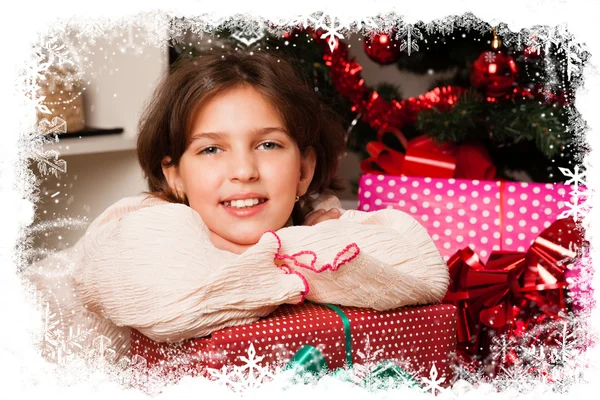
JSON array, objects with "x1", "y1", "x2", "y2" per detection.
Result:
[
  {"x1": 357, "y1": 173, "x2": 573, "y2": 262},
  {"x1": 131, "y1": 302, "x2": 456, "y2": 382}
]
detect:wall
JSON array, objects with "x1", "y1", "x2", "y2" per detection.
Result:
[{"x1": 31, "y1": 27, "x2": 166, "y2": 250}]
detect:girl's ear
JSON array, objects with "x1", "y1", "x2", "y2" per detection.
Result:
[
  {"x1": 297, "y1": 147, "x2": 317, "y2": 197},
  {"x1": 161, "y1": 156, "x2": 183, "y2": 196}
]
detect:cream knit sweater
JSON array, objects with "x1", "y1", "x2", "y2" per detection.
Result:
[{"x1": 26, "y1": 193, "x2": 449, "y2": 360}]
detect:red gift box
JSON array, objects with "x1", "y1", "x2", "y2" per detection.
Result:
[{"x1": 131, "y1": 302, "x2": 457, "y2": 384}]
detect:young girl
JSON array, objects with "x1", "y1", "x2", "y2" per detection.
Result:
[{"x1": 28, "y1": 49, "x2": 449, "y2": 360}]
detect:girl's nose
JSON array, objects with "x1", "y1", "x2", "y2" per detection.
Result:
[{"x1": 229, "y1": 152, "x2": 259, "y2": 182}]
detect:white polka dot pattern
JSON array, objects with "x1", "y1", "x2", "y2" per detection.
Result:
[
  {"x1": 357, "y1": 174, "x2": 572, "y2": 263},
  {"x1": 131, "y1": 302, "x2": 457, "y2": 381}
]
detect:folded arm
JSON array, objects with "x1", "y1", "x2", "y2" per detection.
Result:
[
  {"x1": 273, "y1": 208, "x2": 450, "y2": 310},
  {"x1": 75, "y1": 204, "x2": 306, "y2": 343}
]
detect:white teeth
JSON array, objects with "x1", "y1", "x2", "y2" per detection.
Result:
[{"x1": 223, "y1": 198, "x2": 265, "y2": 208}]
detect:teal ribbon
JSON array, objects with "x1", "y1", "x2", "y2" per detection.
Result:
[
  {"x1": 284, "y1": 344, "x2": 328, "y2": 376},
  {"x1": 283, "y1": 303, "x2": 423, "y2": 389},
  {"x1": 324, "y1": 303, "x2": 353, "y2": 367},
  {"x1": 285, "y1": 346, "x2": 422, "y2": 389}
]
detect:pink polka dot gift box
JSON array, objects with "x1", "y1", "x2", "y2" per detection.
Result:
[
  {"x1": 357, "y1": 173, "x2": 573, "y2": 263},
  {"x1": 131, "y1": 301, "x2": 456, "y2": 385}
]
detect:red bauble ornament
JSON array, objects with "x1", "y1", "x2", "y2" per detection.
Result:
[
  {"x1": 470, "y1": 51, "x2": 518, "y2": 99},
  {"x1": 363, "y1": 33, "x2": 401, "y2": 65}
]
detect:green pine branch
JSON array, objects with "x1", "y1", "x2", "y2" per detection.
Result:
[{"x1": 416, "y1": 89, "x2": 570, "y2": 159}]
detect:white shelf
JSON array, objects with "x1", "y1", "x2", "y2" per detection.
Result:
[{"x1": 44, "y1": 133, "x2": 137, "y2": 157}]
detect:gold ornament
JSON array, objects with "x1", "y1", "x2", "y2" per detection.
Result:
[{"x1": 491, "y1": 27, "x2": 502, "y2": 50}]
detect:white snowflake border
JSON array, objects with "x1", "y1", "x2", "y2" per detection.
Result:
[{"x1": 557, "y1": 165, "x2": 593, "y2": 222}]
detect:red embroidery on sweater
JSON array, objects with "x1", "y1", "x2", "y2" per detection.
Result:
[
  {"x1": 264, "y1": 230, "x2": 309, "y2": 303},
  {"x1": 266, "y1": 230, "x2": 361, "y2": 273},
  {"x1": 275, "y1": 250, "x2": 317, "y2": 271},
  {"x1": 331, "y1": 243, "x2": 361, "y2": 270}
]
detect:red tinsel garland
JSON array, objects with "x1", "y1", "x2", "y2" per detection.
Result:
[
  {"x1": 316, "y1": 32, "x2": 464, "y2": 131},
  {"x1": 310, "y1": 30, "x2": 568, "y2": 133}
]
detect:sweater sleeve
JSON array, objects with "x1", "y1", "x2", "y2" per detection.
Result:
[
  {"x1": 74, "y1": 203, "x2": 306, "y2": 343},
  {"x1": 272, "y1": 208, "x2": 450, "y2": 311}
]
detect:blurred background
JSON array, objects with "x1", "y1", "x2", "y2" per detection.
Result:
[{"x1": 30, "y1": 19, "x2": 583, "y2": 252}]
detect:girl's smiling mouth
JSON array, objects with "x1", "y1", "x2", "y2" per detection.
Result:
[
  {"x1": 220, "y1": 198, "x2": 269, "y2": 217},
  {"x1": 221, "y1": 198, "x2": 268, "y2": 208},
  {"x1": 220, "y1": 193, "x2": 269, "y2": 216}
]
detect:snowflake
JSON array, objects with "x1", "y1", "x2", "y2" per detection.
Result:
[
  {"x1": 455, "y1": 12, "x2": 491, "y2": 35},
  {"x1": 315, "y1": 14, "x2": 344, "y2": 53},
  {"x1": 484, "y1": 51, "x2": 496, "y2": 63},
  {"x1": 88, "y1": 335, "x2": 118, "y2": 363},
  {"x1": 206, "y1": 342, "x2": 280, "y2": 392},
  {"x1": 499, "y1": 28, "x2": 525, "y2": 51},
  {"x1": 567, "y1": 51, "x2": 583, "y2": 81},
  {"x1": 494, "y1": 362, "x2": 542, "y2": 393},
  {"x1": 227, "y1": 16, "x2": 266, "y2": 48},
  {"x1": 557, "y1": 166, "x2": 592, "y2": 221},
  {"x1": 560, "y1": 165, "x2": 585, "y2": 187},
  {"x1": 546, "y1": 316, "x2": 586, "y2": 370},
  {"x1": 490, "y1": 334, "x2": 518, "y2": 366},
  {"x1": 396, "y1": 23, "x2": 423, "y2": 55},
  {"x1": 27, "y1": 117, "x2": 68, "y2": 177},
  {"x1": 524, "y1": 24, "x2": 571, "y2": 58},
  {"x1": 37, "y1": 291, "x2": 95, "y2": 366},
  {"x1": 21, "y1": 50, "x2": 52, "y2": 102},
  {"x1": 520, "y1": 344, "x2": 549, "y2": 371},
  {"x1": 63, "y1": 324, "x2": 93, "y2": 356},
  {"x1": 230, "y1": 27, "x2": 265, "y2": 48},
  {"x1": 546, "y1": 25, "x2": 571, "y2": 53},
  {"x1": 352, "y1": 334, "x2": 385, "y2": 381},
  {"x1": 40, "y1": 301, "x2": 63, "y2": 362},
  {"x1": 450, "y1": 357, "x2": 487, "y2": 386},
  {"x1": 78, "y1": 19, "x2": 107, "y2": 41},
  {"x1": 37, "y1": 37, "x2": 75, "y2": 67},
  {"x1": 420, "y1": 363, "x2": 446, "y2": 396},
  {"x1": 356, "y1": 334, "x2": 384, "y2": 365},
  {"x1": 350, "y1": 16, "x2": 380, "y2": 33},
  {"x1": 425, "y1": 17, "x2": 456, "y2": 36},
  {"x1": 282, "y1": 12, "x2": 321, "y2": 30}
]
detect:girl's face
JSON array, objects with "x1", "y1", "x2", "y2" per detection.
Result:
[{"x1": 162, "y1": 85, "x2": 316, "y2": 254}]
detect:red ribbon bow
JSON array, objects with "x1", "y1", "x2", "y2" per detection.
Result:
[
  {"x1": 442, "y1": 218, "x2": 583, "y2": 364},
  {"x1": 360, "y1": 127, "x2": 496, "y2": 180}
]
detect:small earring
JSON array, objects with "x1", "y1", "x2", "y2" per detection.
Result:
[
  {"x1": 295, "y1": 195, "x2": 300, "y2": 203},
  {"x1": 175, "y1": 184, "x2": 185, "y2": 202}
]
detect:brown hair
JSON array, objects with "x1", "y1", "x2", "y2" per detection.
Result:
[{"x1": 137, "y1": 48, "x2": 346, "y2": 224}]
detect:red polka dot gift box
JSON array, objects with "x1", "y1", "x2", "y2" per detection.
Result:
[
  {"x1": 357, "y1": 173, "x2": 575, "y2": 263},
  {"x1": 131, "y1": 302, "x2": 456, "y2": 385}
]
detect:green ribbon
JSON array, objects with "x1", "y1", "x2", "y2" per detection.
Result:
[
  {"x1": 283, "y1": 303, "x2": 423, "y2": 389},
  {"x1": 284, "y1": 344, "x2": 328, "y2": 376},
  {"x1": 285, "y1": 345, "x2": 422, "y2": 389},
  {"x1": 324, "y1": 303, "x2": 353, "y2": 367}
]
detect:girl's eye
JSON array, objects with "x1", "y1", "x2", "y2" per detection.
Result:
[
  {"x1": 199, "y1": 146, "x2": 222, "y2": 155},
  {"x1": 257, "y1": 141, "x2": 281, "y2": 150}
]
